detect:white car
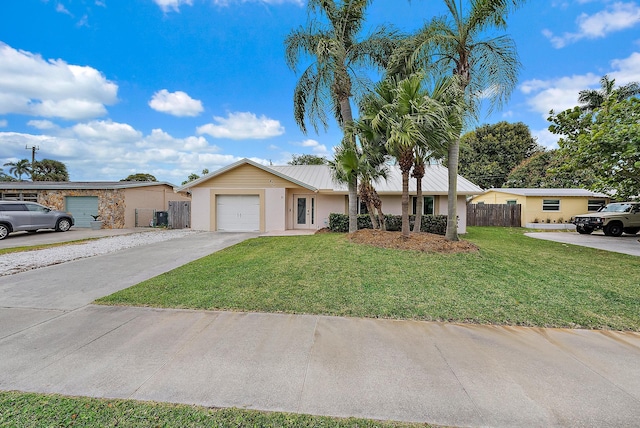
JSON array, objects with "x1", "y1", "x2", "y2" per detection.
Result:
[{"x1": 0, "y1": 201, "x2": 75, "y2": 240}]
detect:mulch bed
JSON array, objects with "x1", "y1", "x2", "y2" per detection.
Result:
[{"x1": 343, "y1": 228, "x2": 479, "y2": 254}]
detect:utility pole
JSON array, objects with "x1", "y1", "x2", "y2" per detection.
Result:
[
  {"x1": 25, "y1": 145, "x2": 39, "y2": 181},
  {"x1": 25, "y1": 145, "x2": 39, "y2": 165}
]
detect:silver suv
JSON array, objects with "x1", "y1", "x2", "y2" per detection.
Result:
[{"x1": 0, "y1": 201, "x2": 75, "y2": 240}]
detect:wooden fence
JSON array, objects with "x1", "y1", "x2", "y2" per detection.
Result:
[
  {"x1": 467, "y1": 204, "x2": 521, "y2": 227},
  {"x1": 168, "y1": 200, "x2": 191, "y2": 229}
]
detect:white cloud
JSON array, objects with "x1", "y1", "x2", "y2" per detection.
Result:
[
  {"x1": 609, "y1": 51, "x2": 640, "y2": 84},
  {"x1": 153, "y1": 0, "x2": 193, "y2": 12},
  {"x1": 0, "y1": 43, "x2": 118, "y2": 120},
  {"x1": 27, "y1": 120, "x2": 58, "y2": 130},
  {"x1": 197, "y1": 111, "x2": 285, "y2": 140},
  {"x1": 544, "y1": 2, "x2": 640, "y2": 48},
  {"x1": 0, "y1": 119, "x2": 6, "y2": 128},
  {"x1": 72, "y1": 120, "x2": 142, "y2": 143},
  {"x1": 520, "y1": 51, "x2": 640, "y2": 118},
  {"x1": 296, "y1": 138, "x2": 329, "y2": 156},
  {"x1": 149, "y1": 89, "x2": 204, "y2": 117},
  {"x1": 56, "y1": 3, "x2": 73, "y2": 15},
  {"x1": 0, "y1": 121, "x2": 272, "y2": 184},
  {"x1": 531, "y1": 128, "x2": 560, "y2": 150}
]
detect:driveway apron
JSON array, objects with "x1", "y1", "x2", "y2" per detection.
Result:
[{"x1": 0, "y1": 231, "x2": 639, "y2": 427}]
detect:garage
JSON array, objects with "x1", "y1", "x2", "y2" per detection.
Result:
[
  {"x1": 216, "y1": 195, "x2": 260, "y2": 231},
  {"x1": 66, "y1": 196, "x2": 99, "y2": 228}
]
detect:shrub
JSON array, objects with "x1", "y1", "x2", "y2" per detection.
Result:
[{"x1": 329, "y1": 213, "x2": 447, "y2": 235}]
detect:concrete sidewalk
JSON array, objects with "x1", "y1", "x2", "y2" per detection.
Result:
[{"x1": 0, "y1": 232, "x2": 639, "y2": 427}]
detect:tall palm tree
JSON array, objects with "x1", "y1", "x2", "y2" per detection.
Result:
[
  {"x1": 3, "y1": 159, "x2": 31, "y2": 181},
  {"x1": 285, "y1": 0, "x2": 400, "y2": 233},
  {"x1": 364, "y1": 74, "x2": 456, "y2": 237},
  {"x1": 398, "y1": 0, "x2": 524, "y2": 240},
  {"x1": 578, "y1": 75, "x2": 640, "y2": 112}
]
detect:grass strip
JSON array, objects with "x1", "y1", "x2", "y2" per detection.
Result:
[
  {"x1": 96, "y1": 227, "x2": 640, "y2": 331},
  {"x1": 0, "y1": 391, "x2": 430, "y2": 428}
]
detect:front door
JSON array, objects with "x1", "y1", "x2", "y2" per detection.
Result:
[{"x1": 294, "y1": 195, "x2": 315, "y2": 229}]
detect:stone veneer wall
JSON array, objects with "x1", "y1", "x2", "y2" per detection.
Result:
[{"x1": 37, "y1": 189, "x2": 126, "y2": 229}]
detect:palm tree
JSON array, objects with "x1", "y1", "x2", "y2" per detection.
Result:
[
  {"x1": 363, "y1": 74, "x2": 456, "y2": 237},
  {"x1": 578, "y1": 75, "x2": 640, "y2": 112},
  {"x1": 285, "y1": 0, "x2": 400, "y2": 233},
  {"x1": 398, "y1": 0, "x2": 524, "y2": 240},
  {"x1": 3, "y1": 159, "x2": 31, "y2": 181}
]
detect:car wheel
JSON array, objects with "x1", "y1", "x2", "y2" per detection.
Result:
[
  {"x1": 576, "y1": 225, "x2": 593, "y2": 235},
  {"x1": 56, "y1": 218, "x2": 71, "y2": 232},
  {"x1": 0, "y1": 224, "x2": 9, "y2": 240},
  {"x1": 604, "y1": 222, "x2": 623, "y2": 237}
]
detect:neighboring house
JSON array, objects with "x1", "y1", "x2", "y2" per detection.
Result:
[
  {"x1": 0, "y1": 181, "x2": 190, "y2": 228},
  {"x1": 177, "y1": 158, "x2": 483, "y2": 234},
  {"x1": 471, "y1": 188, "x2": 610, "y2": 227}
]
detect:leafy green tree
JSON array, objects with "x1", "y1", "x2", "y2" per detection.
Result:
[
  {"x1": 181, "y1": 168, "x2": 210, "y2": 185},
  {"x1": 288, "y1": 154, "x2": 327, "y2": 165},
  {"x1": 458, "y1": 121, "x2": 542, "y2": 189},
  {"x1": 3, "y1": 159, "x2": 31, "y2": 181},
  {"x1": 503, "y1": 150, "x2": 594, "y2": 188},
  {"x1": 121, "y1": 173, "x2": 158, "y2": 182},
  {"x1": 549, "y1": 97, "x2": 640, "y2": 199},
  {"x1": 395, "y1": 0, "x2": 525, "y2": 240},
  {"x1": 31, "y1": 159, "x2": 70, "y2": 182},
  {"x1": 285, "y1": 0, "x2": 400, "y2": 232},
  {"x1": 578, "y1": 75, "x2": 640, "y2": 112}
]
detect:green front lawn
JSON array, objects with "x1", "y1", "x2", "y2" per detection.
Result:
[
  {"x1": 96, "y1": 227, "x2": 640, "y2": 331},
  {"x1": 0, "y1": 391, "x2": 427, "y2": 428}
]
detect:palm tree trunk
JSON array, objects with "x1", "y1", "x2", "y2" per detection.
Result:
[
  {"x1": 446, "y1": 139, "x2": 460, "y2": 241},
  {"x1": 401, "y1": 170, "x2": 410, "y2": 238},
  {"x1": 360, "y1": 181, "x2": 378, "y2": 229},
  {"x1": 413, "y1": 180, "x2": 423, "y2": 233},
  {"x1": 348, "y1": 176, "x2": 358, "y2": 233},
  {"x1": 371, "y1": 189, "x2": 385, "y2": 231},
  {"x1": 412, "y1": 160, "x2": 425, "y2": 234}
]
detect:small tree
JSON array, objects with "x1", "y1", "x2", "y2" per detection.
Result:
[
  {"x1": 32, "y1": 159, "x2": 70, "y2": 182},
  {"x1": 121, "y1": 173, "x2": 158, "y2": 182},
  {"x1": 288, "y1": 154, "x2": 327, "y2": 165}
]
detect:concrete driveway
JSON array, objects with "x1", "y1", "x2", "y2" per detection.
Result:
[
  {"x1": 526, "y1": 230, "x2": 640, "y2": 256},
  {"x1": 1, "y1": 231, "x2": 639, "y2": 427}
]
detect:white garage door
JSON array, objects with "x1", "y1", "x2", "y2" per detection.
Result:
[{"x1": 216, "y1": 195, "x2": 260, "y2": 232}]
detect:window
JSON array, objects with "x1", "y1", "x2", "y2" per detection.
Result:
[
  {"x1": 542, "y1": 199, "x2": 560, "y2": 211},
  {"x1": 506, "y1": 200, "x2": 517, "y2": 205},
  {"x1": 412, "y1": 196, "x2": 434, "y2": 215},
  {"x1": 357, "y1": 198, "x2": 369, "y2": 215},
  {"x1": 1, "y1": 192, "x2": 37, "y2": 201},
  {"x1": 588, "y1": 199, "x2": 606, "y2": 211}
]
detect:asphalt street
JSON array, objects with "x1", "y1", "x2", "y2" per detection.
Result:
[{"x1": 0, "y1": 230, "x2": 639, "y2": 427}]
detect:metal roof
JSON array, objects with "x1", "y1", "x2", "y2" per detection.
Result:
[
  {"x1": 482, "y1": 188, "x2": 611, "y2": 198},
  {"x1": 178, "y1": 159, "x2": 482, "y2": 195},
  {"x1": 271, "y1": 164, "x2": 483, "y2": 195},
  {"x1": 0, "y1": 181, "x2": 181, "y2": 190}
]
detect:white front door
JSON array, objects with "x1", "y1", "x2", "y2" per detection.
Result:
[{"x1": 294, "y1": 195, "x2": 315, "y2": 229}]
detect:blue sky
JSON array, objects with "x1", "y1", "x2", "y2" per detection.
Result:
[{"x1": 1, "y1": 0, "x2": 639, "y2": 184}]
